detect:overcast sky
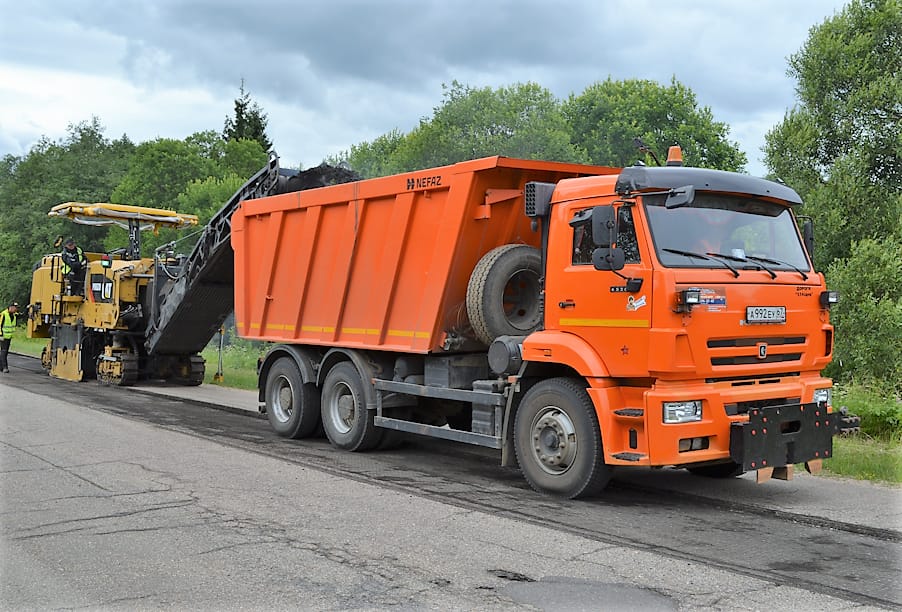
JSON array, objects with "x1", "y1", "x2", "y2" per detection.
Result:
[{"x1": 1, "y1": 1, "x2": 847, "y2": 177}]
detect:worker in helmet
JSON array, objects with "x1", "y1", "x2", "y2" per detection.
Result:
[
  {"x1": 0, "y1": 301, "x2": 19, "y2": 373},
  {"x1": 60, "y1": 238, "x2": 88, "y2": 295}
]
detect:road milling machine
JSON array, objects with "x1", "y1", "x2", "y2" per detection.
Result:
[{"x1": 27, "y1": 203, "x2": 203, "y2": 385}]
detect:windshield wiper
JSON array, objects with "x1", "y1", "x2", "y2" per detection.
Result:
[
  {"x1": 745, "y1": 255, "x2": 809, "y2": 280},
  {"x1": 662, "y1": 248, "x2": 739, "y2": 277},
  {"x1": 706, "y1": 251, "x2": 776, "y2": 280}
]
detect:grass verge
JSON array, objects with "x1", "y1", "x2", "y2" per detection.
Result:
[{"x1": 823, "y1": 435, "x2": 901, "y2": 484}]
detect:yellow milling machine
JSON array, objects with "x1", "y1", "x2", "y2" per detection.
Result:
[{"x1": 27, "y1": 202, "x2": 201, "y2": 386}]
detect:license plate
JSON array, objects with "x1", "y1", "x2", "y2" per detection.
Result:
[{"x1": 746, "y1": 306, "x2": 786, "y2": 324}]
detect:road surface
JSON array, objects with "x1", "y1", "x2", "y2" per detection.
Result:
[{"x1": 2, "y1": 353, "x2": 900, "y2": 610}]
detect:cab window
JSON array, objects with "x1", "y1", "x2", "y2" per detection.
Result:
[{"x1": 572, "y1": 207, "x2": 640, "y2": 265}]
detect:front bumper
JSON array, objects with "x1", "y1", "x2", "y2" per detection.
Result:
[{"x1": 729, "y1": 402, "x2": 860, "y2": 470}]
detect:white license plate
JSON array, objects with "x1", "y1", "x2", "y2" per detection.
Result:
[{"x1": 746, "y1": 306, "x2": 786, "y2": 323}]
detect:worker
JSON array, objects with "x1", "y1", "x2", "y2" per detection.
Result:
[
  {"x1": 60, "y1": 238, "x2": 88, "y2": 295},
  {"x1": 0, "y1": 301, "x2": 19, "y2": 373}
]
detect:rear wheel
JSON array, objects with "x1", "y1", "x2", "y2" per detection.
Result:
[
  {"x1": 321, "y1": 362, "x2": 382, "y2": 451},
  {"x1": 514, "y1": 378, "x2": 612, "y2": 498},
  {"x1": 265, "y1": 358, "x2": 320, "y2": 439}
]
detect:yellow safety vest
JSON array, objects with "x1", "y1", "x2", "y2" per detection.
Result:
[{"x1": 0, "y1": 309, "x2": 16, "y2": 338}]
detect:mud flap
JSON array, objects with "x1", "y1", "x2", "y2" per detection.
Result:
[{"x1": 729, "y1": 402, "x2": 836, "y2": 473}]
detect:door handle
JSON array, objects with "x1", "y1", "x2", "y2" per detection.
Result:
[{"x1": 558, "y1": 300, "x2": 576, "y2": 309}]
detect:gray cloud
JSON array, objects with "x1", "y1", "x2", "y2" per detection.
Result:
[{"x1": 0, "y1": 0, "x2": 847, "y2": 174}]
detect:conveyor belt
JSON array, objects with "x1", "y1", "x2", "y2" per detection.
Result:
[
  {"x1": 144, "y1": 154, "x2": 282, "y2": 355},
  {"x1": 144, "y1": 154, "x2": 361, "y2": 357}
]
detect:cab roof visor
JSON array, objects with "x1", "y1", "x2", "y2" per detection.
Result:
[{"x1": 614, "y1": 166, "x2": 803, "y2": 206}]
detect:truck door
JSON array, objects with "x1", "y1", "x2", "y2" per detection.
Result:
[{"x1": 546, "y1": 204, "x2": 652, "y2": 377}]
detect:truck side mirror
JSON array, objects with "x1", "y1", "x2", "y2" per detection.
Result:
[
  {"x1": 591, "y1": 206, "x2": 616, "y2": 247},
  {"x1": 593, "y1": 247, "x2": 625, "y2": 271},
  {"x1": 802, "y1": 218, "x2": 815, "y2": 260}
]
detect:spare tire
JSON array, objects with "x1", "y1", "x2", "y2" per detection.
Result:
[{"x1": 466, "y1": 244, "x2": 543, "y2": 345}]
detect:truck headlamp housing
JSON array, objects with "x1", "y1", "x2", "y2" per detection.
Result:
[
  {"x1": 676, "y1": 289, "x2": 702, "y2": 313},
  {"x1": 813, "y1": 388, "x2": 832, "y2": 407},
  {"x1": 819, "y1": 291, "x2": 839, "y2": 309},
  {"x1": 663, "y1": 400, "x2": 703, "y2": 423}
]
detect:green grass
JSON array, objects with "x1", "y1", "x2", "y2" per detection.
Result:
[
  {"x1": 819, "y1": 384, "x2": 902, "y2": 484},
  {"x1": 13, "y1": 334, "x2": 47, "y2": 358},
  {"x1": 201, "y1": 343, "x2": 262, "y2": 390},
  {"x1": 822, "y1": 435, "x2": 902, "y2": 484}
]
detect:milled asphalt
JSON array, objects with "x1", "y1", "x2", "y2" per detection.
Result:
[{"x1": 125, "y1": 378, "x2": 902, "y2": 535}]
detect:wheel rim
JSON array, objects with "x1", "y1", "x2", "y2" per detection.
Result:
[
  {"x1": 502, "y1": 268, "x2": 541, "y2": 331},
  {"x1": 529, "y1": 405, "x2": 578, "y2": 475},
  {"x1": 270, "y1": 374, "x2": 293, "y2": 424},
  {"x1": 327, "y1": 381, "x2": 357, "y2": 435}
]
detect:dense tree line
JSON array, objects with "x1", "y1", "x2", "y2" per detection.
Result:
[
  {"x1": 1, "y1": 1, "x2": 898, "y2": 394},
  {"x1": 329, "y1": 79, "x2": 746, "y2": 175}
]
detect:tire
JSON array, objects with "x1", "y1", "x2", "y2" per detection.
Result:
[
  {"x1": 320, "y1": 362, "x2": 382, "y2": 451},
  {"x1": 265, "y1": 357, "x2": 321, "y2": 439},
  {"x1": 467, "y1": 245, "x2": 543, "y2": 345},
  {"x1": 687, "y1": 461, "x2": 745, "y2": 478},
  {"x1": 514, "y1": 378, "x2": 612, "y2": 498}
]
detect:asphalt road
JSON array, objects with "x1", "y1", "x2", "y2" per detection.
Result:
[{"x1": 1, "y1": 353, "x2": 900, "y2": 610}]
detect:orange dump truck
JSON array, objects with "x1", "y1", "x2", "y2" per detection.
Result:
[{"x1": 232, "y1": 151, "x2": 856, "y2": 498}]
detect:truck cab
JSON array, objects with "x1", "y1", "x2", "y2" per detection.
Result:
[{"x1": 522, "y1": 157, "x2": 839, "y2": 484}]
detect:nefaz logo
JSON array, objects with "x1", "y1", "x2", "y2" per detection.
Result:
[{"x1": 407, "y1": 175, "x2": 442, "y2": 190}]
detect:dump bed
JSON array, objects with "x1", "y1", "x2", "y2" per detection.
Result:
[{"x1": 232, "y1": 156, "x2": 617, "y2": 353}]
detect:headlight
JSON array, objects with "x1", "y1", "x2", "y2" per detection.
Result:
[
  {"x1": 663, "y1": 400, "x2": 703, "y2": 423},
  {"x1": 813, "y1": 388, "x2": 832, "y2": 407},
  {"x1": 676, "y1": 288, "x2": 702, "y2": 313}
]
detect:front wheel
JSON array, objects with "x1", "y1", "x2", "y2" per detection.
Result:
[{"x1": 514, "y1": 378, "x2": 612, "y2": 498}]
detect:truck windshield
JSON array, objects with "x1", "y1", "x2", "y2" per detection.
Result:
[{"x1": 643, "y1": 193, "x2": 810, "y2": 273}]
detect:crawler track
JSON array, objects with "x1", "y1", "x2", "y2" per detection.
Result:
[{"x1": 6, "y1": 352, "x2": 900, "y2": 609}]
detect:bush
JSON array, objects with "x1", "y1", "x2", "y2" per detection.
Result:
[
  {"x1": 836, "y1": 384, "x2": 902, "y2": 442},
  {"x1": 826, "y1": 237, "x2": 902, "y2": 393}
]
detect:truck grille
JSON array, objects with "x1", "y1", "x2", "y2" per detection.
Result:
[
  {"x1": 711, "y1": 353, "x2": 802, "y2": 366},
  {"x1": 707, "y1": 336, "x2": 805, "y2": 348},
  {"x1": 708, "y1": 336, "x2": 805, "y2": 367}
]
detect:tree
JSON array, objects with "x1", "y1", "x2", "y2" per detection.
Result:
[
  {"x1": 106, "y1": 133, "x2": 267, "y2": 254},
  {"x1": 223, "y1": 80, "x2": 272, "y2": 152},
  {"x1": 327, "y1": 129, "x2": 406, "y2": 178},
  {"x1": 826, "y1": 237, "x2": 902, "y2": 392},
  {"x1": 764, "y1": 0, "x2": 902, "y2": 390},
  {"x1": 765, "y1": 0, "x2": 901, "y2": 270},
  {"x1": 338, "y1": 82, "x2": 588, "y2": 177},
  {"x1": 563, "y1": 77, "x2": 747, "y2": 170},
  {"x1": 0, "y1": 118, "x2": 134, "y2": 306}
]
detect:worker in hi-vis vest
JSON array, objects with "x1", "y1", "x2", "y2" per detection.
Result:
[{"x1": 0, "y1": 301, "x2": 19, "y2": 373}]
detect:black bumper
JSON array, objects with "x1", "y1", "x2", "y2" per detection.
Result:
[{"x1": 729, "y1": 402, "x2": 856, "y2": 471}]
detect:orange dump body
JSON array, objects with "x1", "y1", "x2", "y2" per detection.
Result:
[{"x1": 231, "y1": 156, "x2": 618, "y2": 351}]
